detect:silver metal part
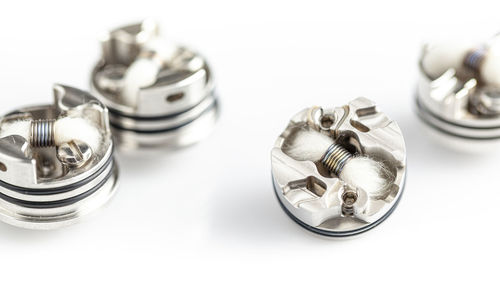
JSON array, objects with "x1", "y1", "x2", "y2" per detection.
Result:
[
  {"x1": 90, "y1": 20, "x2": 218, "y2": 150},
  {"x1": 0, "y1": 85, "x2": 118, "y2": 229},
  {"x1": 57, "y1": 140, "x2": 93, "y2": 168},
  {"x1": 271, "y1": 97, "x2": 406, "y2": 237},
  {"x1": 416, "y1": 39, "x2": 500, "y2": 142}
]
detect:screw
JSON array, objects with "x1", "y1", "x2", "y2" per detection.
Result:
[
  {"x1": 342, "y1": 190, "x2": 358, "y2": 206},
  {"x1": 56, "y1": 140, "x2": 93, "y2": 167},
  {"x1": 320, "y1": 114, "x2": 335, "y2": 128},
  {"x1": 341, "y1": 189, "x2": 358, "y2": 217}
]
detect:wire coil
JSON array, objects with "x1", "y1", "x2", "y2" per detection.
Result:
[
  {"x1": 464, "y1": 47, "x2": 487, "y2": 72},
  {"x1": 321, "y1": 143, "x2": 353, "y2": 175},
  {"x1": 31, "y1": 120, "x2": 55, "y2": 147}
]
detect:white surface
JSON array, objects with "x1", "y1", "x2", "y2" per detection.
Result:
[{"x1": 0, "y1": 1, "x2": 499, "y2": 279}]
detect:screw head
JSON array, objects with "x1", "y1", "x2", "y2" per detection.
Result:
[
  {"x1": 342, "y1": 190, "x2": 358, "y2": 207},
  {"x1": 56, "y1": 140, "x2": 93, "y2": 167},
  {"x1": 341, "y1": 189, "x2": 358, "y2": 217}
]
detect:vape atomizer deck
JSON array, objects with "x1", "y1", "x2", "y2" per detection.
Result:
[
  {"x1": 417, "y1": 34, "x2": 500, "y2": 147},
  {"x1": 90, "y1": 20, "x2": 218, "y2": 150},
  {"x1": 0, "y1": 85, "x2": 118, "y2": 229},
  {"x1": 271, "y1": 97, "x2": 406, "y2": 237}
]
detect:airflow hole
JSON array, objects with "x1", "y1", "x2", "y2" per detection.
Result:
[
  {"x1": 350, "y1": 120, "x2": 370, "y2": 132},
  {"x1": 166, "y1": 92, "x2": 185, "y2": 103},
  {"x1": 0, "y1": 162, "x2": 6, "y2": 172},
  {"x1": 289, "y1": 176, "x2": 327, "y2": 197}
]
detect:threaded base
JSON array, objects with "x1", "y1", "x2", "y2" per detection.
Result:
[
  {"x1": 31, "y1": 120, "x2": 55, "y2": 147},
  {"x1": 464, "y1": 47, "x2": 487, "y2": 72},
  {"x1": 321, "y1": 143, "x2": 352, "y2": 175}
]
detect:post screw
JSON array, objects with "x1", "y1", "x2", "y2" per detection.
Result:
[
  {"x1": 341, "y1": 189, "x2": 358, "y2": 217},
  {"x1": 56, "y1": 140, "x2": 92, "y2": 167}
]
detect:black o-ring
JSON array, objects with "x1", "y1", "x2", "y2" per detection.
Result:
[
  {"x1": 0, "y1": 153, "x2": 113, "y2": 196},
  {"x1": 110, "y1": 96, "x2": 219, "y2": 134},
  {"x1": 272, "y1": 172, "x2": 406, "y2": 237},
  {"x1": 0, "y1": 161, "x2": 116, "y2": 209},
  {"x1": 416, "y1": 97, "x2": 500, "y2": 138}
]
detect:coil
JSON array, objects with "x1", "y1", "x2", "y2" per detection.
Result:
[
  {"x1": 464, "y1": 47, "x2": 487, "y2": 72},
  {"x1": 30, "y1": 119, "x2": 55, "y2": 147},
  {"x1": 321, "y1": 143, "x2": 353, "y2": 175}
]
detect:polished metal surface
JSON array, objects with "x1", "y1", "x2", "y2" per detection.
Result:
[
  {"x1": 271, "y1": 97, "x2": 407, "y2": 237},
  {"x1": 0, "y1": 85, "x2": 118, "y2": 229},
  {"x1": 90, "y1": 20, "x2": 218, "y2": 151},
  {"x1": 416, "y1": 39, "x2": 500, "y2": 142},
  {"x1": 57, "y1": 140, "x2": 93, "y2": 168}
]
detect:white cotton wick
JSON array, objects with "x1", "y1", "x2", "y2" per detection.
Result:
[
  {"x1": 284, "y1": 129, "x2": 389, "y2": 197},
  {"x1": 479, "y1": 45, "x2": 500, "y2": 87},
  {"x1": 0, "y1": 117, "x2": 101, "y2": 152},
  {"x1": 54, "y1": 117, "x2": 101, "y2": 153},
  {"x1": 0, "y1": 120, "x2": 32, "y2": 140},
  {"x1": 121, "y1": 38, "x2": 177, "y2": 107},
  {"x1": 284, "y1": 128, "x2": 333, "y2": 162},
  {"x1": 339, "y1": 157, "x2": 389, "y2": 197},
  {"x1": 121, "y1": 58, "x2": 161, "y2": 106},
  {"x1": 422, "y1": 39, "x2": 500, "y2": 87},
  {"x1": 421, "y1": 41, "x2": 474, "y2": 78},
  {"x1": 146, "y1": 38, "x2": 177, "y2": 59}
]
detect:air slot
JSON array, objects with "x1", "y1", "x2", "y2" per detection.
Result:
[{"x1": 166, "y1": 92, "x2": 185, "y2": 103}]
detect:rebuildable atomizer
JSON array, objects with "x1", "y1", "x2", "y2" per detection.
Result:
[
  {"x1": 271, "y1": 97, "x2": 406, "y2": 237},
  {"x1": 91, "y1": 20, "x2": 218, "y2": 150},
  {"x1": 0, "y1": 85, "x2": 118, "y2": 229},
  {"x1": 417, "y1": 33, "x2": 500, "y2": 149}
]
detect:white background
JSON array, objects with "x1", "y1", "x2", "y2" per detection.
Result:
[{"x1": 0, "y1": 1, "x2": 499, "y2": 280}]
